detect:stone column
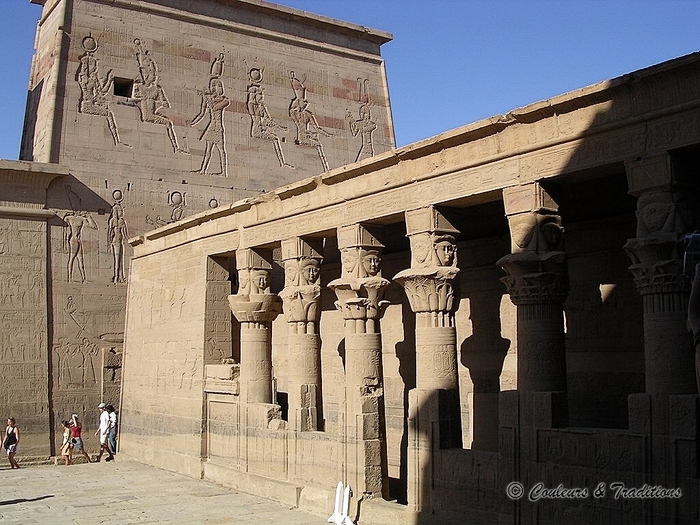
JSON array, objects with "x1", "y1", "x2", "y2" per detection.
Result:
[
  {"x1": 624, "y1": 153, "x2": 697, "y2": 396},
  {"x1": 228, "y1": 248, "x2": 282, "y2": 404},
  {"x1": 328, "y1": 224, "x2": 389, "y2": 497},
  {"x1": 496, "y1": 183, "x2": 569, "y2": 525},
  {"x1": 497, "y1": 183, "x2": 569, "y2": 396},
  {"x1": 279, "y1": 237, "x2": 323, "y2": 431},
  {"x1": 394, "y1": 206, "x2": 461, "y2": 513}
]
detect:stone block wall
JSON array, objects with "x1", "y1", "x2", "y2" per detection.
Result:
[{"x1": 9, "y1": 0, "x2": 394, "y2": 456}]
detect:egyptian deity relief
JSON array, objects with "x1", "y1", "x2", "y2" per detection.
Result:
[
  {"x1": 329, "y1": 245, "x2": 390, "y2": 329},
  {"x1": 346, "y1": 78, "x2": 377, "y2": 162},
  {"x1": 229, "y1": 262, "x2": 283, "y2": 324},
  {"x1": 289, "y1": 71, "x2": 333, "y2": 171},
  {"x1": 279, "y1": 257, "x2": 322, "y2": 326},
  {"x1": 75, "y1": 35, "x2": 129, "y2": 147},
  {"x1": 145, "y1": 190, "x2": 187, "y2": 228},
  {"x1": 63, "y1": 185, "x2": 98, "y2": 284},
  {"x1": 190, "y1": 53, "x2": 230, "y2": 176},
  {"x1": 498, "y1": 208, "x2": 569, "y2": 305},
  {"x1": 395, "y1": 232, "x2": 460, "y2": 317},
  {"x1": 108, "y1": 189, "x2": 128, "y2": 284},
  {"x1": 246, "y1": 66, "x2": 294, "y2": 168},
  {"x1": 131, "y1": 38, "x2": 188, "y2": 154}
]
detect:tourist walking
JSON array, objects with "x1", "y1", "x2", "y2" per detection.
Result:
[
  {"x1": 69, "y1": 414, "x2": 91, "y2": 463},
  {"x1": 60, "y1": 420, "x2": 73, "y2": 465},
  {"x1": 4, "y1": 417, "x2": 20, "y2": 469},
  {"x1": 95, "y1": 403, "x2": 114, "y2": 462},
  {"x1": 106, "y1": 405, "x2": 118, "y2": 456}
]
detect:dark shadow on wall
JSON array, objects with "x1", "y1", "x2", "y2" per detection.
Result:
[
  {"x1": 391, "y1": 297, "x2": 415, "y2": 505},
  {"x1": 460, "y1": 290, "x2": 510, "y2": 451},
  {"x1": 408, "y1": 55, "x2": 700, "y2": 524},
  {"x1": 19, "y1": 79, "x2": 43, "y2": 161}
]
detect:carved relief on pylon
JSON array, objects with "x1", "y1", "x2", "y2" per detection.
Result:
[
  {"x1": 190, "y1": 53, "x2": 230, "y2": 176},
  {"x1": 289, "y1": 71, "x2": 332, "y2": 171},
  {"x1": 346, "y1": 78, "x2": 377, "y2": 163},
  {"x1": 245, "y1": 66, "x2": 293, "y2": 168},
  {"x1": 131, "y1": 38, "x2": 188, "y2": 154},
  {"x1": 108, "y1": 189, "x2": 128, "y2": 284},
  {"x1": 145, "y1": 190, "x2": 187, "y2": 228},
  {"x1": 75, "y1": 35, "x2": 129, "y2": 147},
  {"x1": 63, "y1": 186, "x2": 98, "y2": 284}
]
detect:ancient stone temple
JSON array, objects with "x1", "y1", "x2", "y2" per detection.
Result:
[
  {"x1": 4, "y1": 1, "x2": 700, "y2": 524},
  {"x1": 120, "y1": 50, "x2": 700, "y2": 524},
  {"x1": 2, "y1": 0, "x2": 393, "y2": 455}
]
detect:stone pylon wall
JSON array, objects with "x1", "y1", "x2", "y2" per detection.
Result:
[{"x1": 8, "y1": 0, "x2": 394, "y2": 455}]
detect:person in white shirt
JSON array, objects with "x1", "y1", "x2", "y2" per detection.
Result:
[
  {"x1": 94, "y1": 403, "x2": 114, "y2": 462},
  {"x1": 106, "y1": 404, "x2": 118, "y2": 456}
]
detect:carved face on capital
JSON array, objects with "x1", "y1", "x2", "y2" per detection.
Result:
[
  {"x1": 434, "y1": 237, "x2": 456, "y2": 267},
  {"x1": 539, "y1": 221, "x2": 563, "y2": 251},
  {"x1": 300, "y1": 259, "x2": 320, "y2": 285},
  {"x1": 341, "y1": 249, "x2": 358, "y2": 277},
  {"x1": 252, "y1": 269, "x2": 270, "y2": 293},
  {"x1": 361, "y1": 250, "x2": 382, "y2": 277}
]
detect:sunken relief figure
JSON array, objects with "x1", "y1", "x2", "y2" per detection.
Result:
[
  {"x1": 131, "y1": 38, "x2": 187, "y2": 153},
  {"x1": 191, "y1": 53, "x2": 230, "y2": 176},
  {"x1": 145, "y1": 190, "x2": 187, "y2": 228},
  {"x1": 75, "y1": 35, "x2": 128, "y2": 147},
  {"x1": 63, "y1": 185, "x2": 98, "y2": 284},
  {"x1": 289, "y1": 71, "x2": 332, "y2": 171},
  {"x1": 108, "y1": 189, "x2": 128, "y2": 284},
  {"x1": 246, "y1": 67, "x2": 293, "y2": 168},
  {"x1": 346, "y1": 78, "x2": 377, "y2": 162}
]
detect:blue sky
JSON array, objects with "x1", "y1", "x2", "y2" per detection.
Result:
[{"x1": 1, "y1": 0, "x2": 699, "y2": 159}]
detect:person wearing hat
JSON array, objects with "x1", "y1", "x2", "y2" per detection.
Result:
[{"x1": 94, "y1": 403, "x2": 114, "y2": 462}]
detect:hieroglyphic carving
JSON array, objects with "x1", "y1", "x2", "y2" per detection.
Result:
[
  {"x1": 246, "y1": 67, "x2": 293, "y2": 168},
  {"x1": 54, "y1": 337, "x2": 101, "y2": 389},
  {"x1": 108, "y1": 189, "x2": 128, "y2": 283},
  {"x1": 103, "y1": 347, "x2": 122, "y2": 382},
  {"x1": 75, "y1": 35, "x2": 129, "y2": 147},
  {"x1": 346, "y1": 78, "x2": 377, "y2": 162},
  {"x1": 131, "y1": 38, "x2": 187, "y2": 153},
  {"x1": 289, "y1": 71, "x2": 332, "y2": 171},
  {"x1": 145, "y1": 190, "x2": 186, "y2": 227},
  {"x1": 191, "y1": 53, "x2": 230, "y2": 176}
]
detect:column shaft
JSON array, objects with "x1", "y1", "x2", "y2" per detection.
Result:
[{"x1": 240, "y1": 322, "x2": 272, "y2": 404}]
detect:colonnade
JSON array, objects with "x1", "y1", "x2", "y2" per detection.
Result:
[{"x1": 224, "y1": 153, "x2": 699, "y2": 502}]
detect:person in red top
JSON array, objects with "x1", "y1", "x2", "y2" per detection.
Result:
[{"x1": 70, "y1": 414, "x2": 92, "y2": 463}]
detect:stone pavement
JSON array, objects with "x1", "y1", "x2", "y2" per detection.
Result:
[{"x1": 0, "y1": 459, "x2": 324, "y2": 524}]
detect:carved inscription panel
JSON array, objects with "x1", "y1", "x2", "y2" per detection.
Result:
[{"x1": 0, "y1": 218, "x2": 50, "y2": 450}]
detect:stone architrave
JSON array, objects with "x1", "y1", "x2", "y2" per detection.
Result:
[
  {"x1": 228, "y1": 248, "x2": 282, "y2": 404},
  {"x1": 279, "y1": 237, "x2": 323, "y2": 431},
  {"x1": 328, "y1": 224, "x2": 390, "y2": 497},
  {"x1": 497, "y1": 183, "x2": 569, "y2": 395},
  {"x1": 394, "y1": 206, "x2": 461, "y2": 513},
  {"x1": 624, "y1": 153, "x2": 697, "y2": 395}
]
